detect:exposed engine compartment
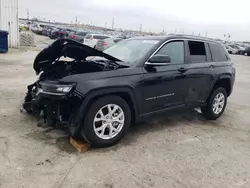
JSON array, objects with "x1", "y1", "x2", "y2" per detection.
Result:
[{"x1": 39, "y1": 58, "x2": 121, "y2": 81}]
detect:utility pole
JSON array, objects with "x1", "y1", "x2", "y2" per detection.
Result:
[
  {"x1": 27, "y1": 8, "x2": 29, "y2": 20},
  {"x1": 75, "y1": 16, "x2": 78, "y2": 26},
  {"x1": 112, "y1": 18, "x2": 115, "y2": 30},
  {"x1": 139, "y1": 24, "x2": 142, "y2": 33},
  {"x1": 105, "y1": 22, "x2": 107, "y2": 29}
]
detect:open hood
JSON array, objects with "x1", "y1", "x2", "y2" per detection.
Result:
[{"x1": 34, "y1": 39, "x2": 122, "y2": 73}]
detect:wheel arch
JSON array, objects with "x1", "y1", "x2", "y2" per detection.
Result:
[
  {"x1": 213, "y1": 77, "x2": 232, "y2": 97},
  {"x1": 79, "y1": 87, "x2": 139, "y2": 125}
]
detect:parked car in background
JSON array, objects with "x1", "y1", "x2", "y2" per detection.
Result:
[
  {"x1": 237, "y1": 46, "x2": 246, "y2": 55},
  {"x1": 95, "y1": 37, "x2": 123, "y2": 51},
  {"x1": 42, "y1": 27, "x2": 54, "y2": 36},
  {"x1": 68, "y1": 31, "x2": 77, "y2": 39},
  {"x1": 227, "y1": 45, "x2": 246, "y2": 55},
  {"x1": 245, "y1": 47, "x2": 250, "y2": 56},
  {"x1": 84, "y1": 34, "x2": 110, "y2": 48},
  {"x1": 226, "y1": 45, "x2": 238, "y2": 54},
  {"x1": 41, "y1": 28, "x2": 48, "y2": 36},
  {"x1": 49, "y1": 28, "x2": 68, "y2": 39},
  {"x1": 31, "y1": 24, "x2": 44, "y2": 35},
  {"x1": 49, "y1": 28, "x2": 60, "y2": 39},
  {"x1": 69, "y1": 31, "x2": 88, "y2": 43}
]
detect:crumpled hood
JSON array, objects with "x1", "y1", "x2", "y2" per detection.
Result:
[{"x1": 33, "y1": 39, "x2": 121, "y2": 73}]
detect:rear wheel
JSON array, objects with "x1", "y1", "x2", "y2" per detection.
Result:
[
  {"x1": 81, "y1": 95, "x2": 131, "y2": 147},
  {"x1": 201, "y1": 87, "x2": 227, "y2": 120}
]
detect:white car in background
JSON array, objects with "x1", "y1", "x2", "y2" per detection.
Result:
[
  {"x1": 226, "y1": 45, "x2": 238, "y2": 54},
  {"x1": 84, "y1": 34, "x2": 110, "y2": 48}
]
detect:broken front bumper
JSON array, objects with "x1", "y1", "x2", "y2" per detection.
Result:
[{"x1": 23, "y1": 81, "x2": 81, "y2": 133}]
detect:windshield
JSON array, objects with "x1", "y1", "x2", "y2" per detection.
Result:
[{"x1": 103, "y1": 39, "x2": 159, "y2": 64}]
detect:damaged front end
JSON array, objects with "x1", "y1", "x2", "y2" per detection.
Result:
[
  {"x1": 23, "y1": 80, "x2": 80, "y2": 128},
  {"x1": 22, "y1": 39, "x2": 127, "y2": 135}
]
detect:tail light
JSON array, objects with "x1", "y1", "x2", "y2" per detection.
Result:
[
  {"x1": 58, "y1": 32, "x2": 62, "y2": 34},
  {"x1": 103, "y1": 42, "x2": 108, "y2": 46},
  {"x1": 73, "y1": 35, "x2": 77, "y2": 39},
  {"x1": 90, "y1": 36, "x2": 94, "y2": 40}
]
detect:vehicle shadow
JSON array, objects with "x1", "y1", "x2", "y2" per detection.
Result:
[
  {"x1": 90, "y1": 108, "x2": 220, "y2": 153},
  {"x1": 24, "y1": 108, "x2": 220, "y2": 154}
]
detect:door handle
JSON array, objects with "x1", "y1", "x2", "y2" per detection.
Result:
[{"x1": 178, "y1": 67, "x2": 187, "y2": 73}]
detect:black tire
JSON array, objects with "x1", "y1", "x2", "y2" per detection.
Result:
[
  {"x1": 201, "y1": 87, "x2": 227, "y2": 120},
  {"x1": 81, "y1": 95, "x2": 131, "y2": 147}
]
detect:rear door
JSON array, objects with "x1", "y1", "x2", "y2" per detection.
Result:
[{"x1": 182, "y1": 40, "x2": 215, "y2": 105}]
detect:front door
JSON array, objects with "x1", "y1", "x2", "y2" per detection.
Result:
[{"x1": 141, "y1": 40, "x2": 187, "y2": 114}]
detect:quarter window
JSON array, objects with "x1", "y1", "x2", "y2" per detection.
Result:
[
  {"x1": 209, "y1": 43, "x2": 228, "y2": 62},
  {"x1": 156, "y1": 41, "x2": 184, "y2": 64}
]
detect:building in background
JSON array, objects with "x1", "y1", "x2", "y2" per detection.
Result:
[{"x1": 0, "y1": 0, "x2": 19, "y2": 48}]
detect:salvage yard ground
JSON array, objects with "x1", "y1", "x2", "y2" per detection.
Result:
[{"x1": 1, "y1": 37, "x2": 250, "y2": 187}]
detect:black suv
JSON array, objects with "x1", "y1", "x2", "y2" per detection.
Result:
[{"x1": 23, "y1": 35, "x2": 235, "y2": 147}]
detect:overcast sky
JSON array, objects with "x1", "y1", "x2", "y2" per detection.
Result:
[{"x1": 19, "y1": 0, "x2": 250, "y2": 40}]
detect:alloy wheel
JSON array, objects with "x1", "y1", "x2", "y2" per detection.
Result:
[
  {"x1": 212, "y1": 92, "x2": 225, "y2": 115},
  {"x1": 93, "y1": 104, "x2": 125, "y2": 140}
]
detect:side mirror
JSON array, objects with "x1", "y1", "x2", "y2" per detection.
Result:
[{"x1": 146, "y1": 55, "x2": 171, "y2": 66}]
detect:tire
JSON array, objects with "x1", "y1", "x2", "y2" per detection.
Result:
[
  {"x1": 81, "y1": 95, "x2": 131, "y2": 147},
  {"x1": 201, "y1": 87, "x2": 227, "y2": 120}
]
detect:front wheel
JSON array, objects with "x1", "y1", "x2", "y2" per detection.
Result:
[
  {"x1": 81, "y1": 95, "x2": 131, "y2": 147},
  {"x1": 201, "y1": 87, "x2": 227, "y2": 120}
]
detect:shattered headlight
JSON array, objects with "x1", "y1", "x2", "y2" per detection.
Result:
[{"x1": 40, "y1": 82, "x2": 75, "y2": 94}]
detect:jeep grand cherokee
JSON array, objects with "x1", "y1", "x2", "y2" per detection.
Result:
[{"x1": 23, "y1": 35, "x2": 235, "y2": 147}]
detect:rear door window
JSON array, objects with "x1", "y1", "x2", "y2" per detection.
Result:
[
  {"x1": 209, "y1": 43, "x2": 229, "y2": 62},
  {"x1": 187, "y1": 41, "x2": 207, "y2": 63}
]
